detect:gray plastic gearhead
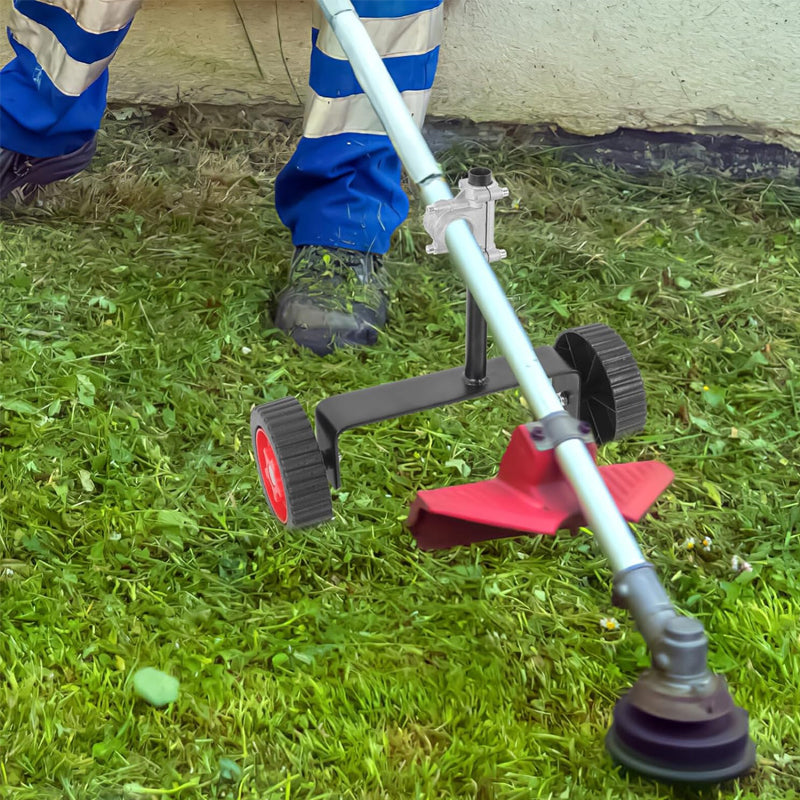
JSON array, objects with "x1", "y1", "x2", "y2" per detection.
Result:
[{"x1": 613, "y1": 563, "x2": 712, "y2": 686}]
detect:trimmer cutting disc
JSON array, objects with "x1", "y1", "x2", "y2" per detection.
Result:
[{"x1": 606, "y1": 674, "x2": 756, "y2": 783}]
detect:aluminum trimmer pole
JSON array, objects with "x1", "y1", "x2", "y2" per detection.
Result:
[
  {"x1": 317, "y1": 0, "x2": 647, "y2": 576},
  {"x1": 317, "y1": 3, "x2": 757, "y2": 782}
]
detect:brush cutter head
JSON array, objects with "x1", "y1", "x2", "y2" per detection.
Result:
[{"x1": 606, "y1": 671, "x2": 756, "y2": 783}]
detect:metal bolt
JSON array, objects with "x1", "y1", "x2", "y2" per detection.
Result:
[
  {"x1": 578, "y1": 421, "x2": 592, "y2": 435},
  {"x1": 530, "y1": 426, "x2": 545, "y2": 441}
]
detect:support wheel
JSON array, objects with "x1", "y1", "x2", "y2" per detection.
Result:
[
  {"x1": 250, "y1": 397, "x2": 333, "y2": 528},
  {"x1": 554, "y1": 323, "x2": 647, "y2": 444}
]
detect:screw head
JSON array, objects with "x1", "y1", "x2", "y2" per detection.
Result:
[
  {"x1": 530, "y1": 426, "x2": 545, "y2": 441},
  {"x1": 578, "y1": 421, "x2": 592, "y2": 435}
]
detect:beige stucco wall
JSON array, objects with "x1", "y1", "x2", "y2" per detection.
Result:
[{"x1": 3, "y1": 0, "x2": 800, "y2": 150}]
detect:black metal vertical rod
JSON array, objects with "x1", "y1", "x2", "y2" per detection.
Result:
[
  {"x1": 462, "y1": 167, "x2": 494, "y2": 388},
  {"x1": 464, "y1": 290, "x2": 488, "y2": 387}
]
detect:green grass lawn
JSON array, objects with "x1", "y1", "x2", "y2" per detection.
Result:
[{"x1": 1, "y1": 107, "x2": 798, "y2": 800}]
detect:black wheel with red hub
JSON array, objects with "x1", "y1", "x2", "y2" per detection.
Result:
[
  {"x1": 250, "y1": 397, "x2": 333, "y2": 528},
  {"x1": 554, "y1": 323, "x2": 647, "y2": 444}
]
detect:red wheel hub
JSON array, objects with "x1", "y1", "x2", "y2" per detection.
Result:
[{"x1": 255, "y1": 427, "x2": 288, "y2": 523}]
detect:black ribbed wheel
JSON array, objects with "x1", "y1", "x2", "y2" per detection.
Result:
[
  {"x1": 554, "y1": 323, "x2": 647, "y2": 444},
  {"x1": 250, "y1": 397, "x2": 332, "y2": 528}
]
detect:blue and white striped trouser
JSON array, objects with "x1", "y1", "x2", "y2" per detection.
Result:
[{"x1": 0, "y1": 0, "x2": 443, "y2": 253}]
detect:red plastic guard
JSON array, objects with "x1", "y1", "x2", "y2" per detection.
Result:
[{"x1": 407, "y1": 424, "x2": 674, "y2": 550}]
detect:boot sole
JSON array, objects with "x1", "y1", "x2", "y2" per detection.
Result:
[{"x1": 1, "y1": 136, "x2": 97, "y2": 202}]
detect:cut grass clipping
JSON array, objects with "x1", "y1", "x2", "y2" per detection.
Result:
[{"x1": 1, "y1": 107, "x2": 799, "y2": 800}]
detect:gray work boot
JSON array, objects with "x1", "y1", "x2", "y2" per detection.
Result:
[
  {"x1": 0, "y1": 136, "x2": 97, "y2": 203},
  {"x1": 274, "y1": 245, "x2": 389, "y2": 356}
]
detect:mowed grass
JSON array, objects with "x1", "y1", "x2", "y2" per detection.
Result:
[{"x1": 1, "y1": 107, "x2": 798, "y2": 800}]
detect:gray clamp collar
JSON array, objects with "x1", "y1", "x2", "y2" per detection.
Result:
[
  {"x1": 528, "y1": 411, "x2": 594, "y2": 451},
  {"x1": 423, "y1": 169, "x2": 509, "y2": 262}
]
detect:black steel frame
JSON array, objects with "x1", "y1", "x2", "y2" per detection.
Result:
[{"x1": 314, "y1": 294, "x2": 581, "y2": 488}]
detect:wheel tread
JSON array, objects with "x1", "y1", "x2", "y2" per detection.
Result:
[
  {"x1": 554, "y1": 323, "x2": 647, "y2": 443},
  {"x1": 250, "y1": 397, "x2": 333, "y2": 528}
]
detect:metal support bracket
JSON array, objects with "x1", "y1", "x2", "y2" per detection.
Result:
[
  {"x1": 315, "y1": 348, "x2": 581, "y2": 489},
  {"x1": 423, "y1": 167, "x2": 509, "y2": 262}
]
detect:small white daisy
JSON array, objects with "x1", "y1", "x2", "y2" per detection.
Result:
[{"x1": 731, "y1": 555, "x2": 752, "y2": 573}]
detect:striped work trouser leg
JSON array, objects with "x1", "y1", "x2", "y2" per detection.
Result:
[
  {"x1": 275, "y1": 0, "x2": 444, "y2": 254},
  {"x1": 0, "y1": 0, "x2": 444, "y2": 253},
  {"x1": 0, "y1": 0, "x2": 141, "y2": 158}
]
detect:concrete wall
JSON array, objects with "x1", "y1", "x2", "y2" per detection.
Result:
[{"x1": 3, "y1": 0, "x2": 800, "y2": 150}]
